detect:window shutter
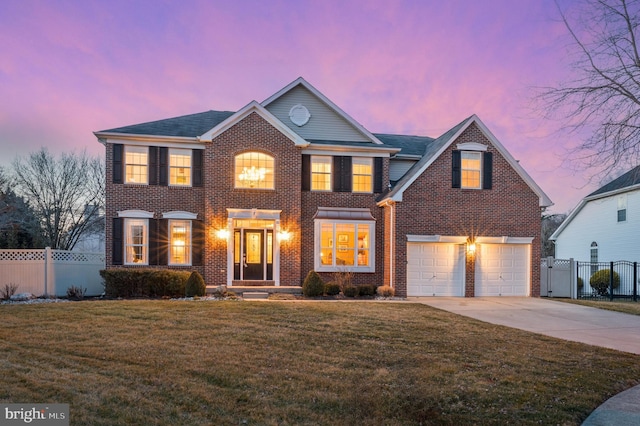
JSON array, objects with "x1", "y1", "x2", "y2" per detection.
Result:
[
  {"x1": 332, "y1": 156, "x2": 342, "y2": 192},
  {"x1": 149, "y1": 146, "x2": 158, "y2": 186},
  {"x1": 112, "y1": 218, "x2": 123, "y2": 265},
  {"x1": 452, "y1": 150, "x2": 461, "y2": 188},
  {"x1": 192, "y1": 150, "x2": 203, "y2": 187},
  {"x1": 373, "y1": 157, "x2": 383, "y2": 193},
  {"x1": 192, "y1": 220, "x2": 204, "y2": 266},
  {"x1": 150, "y1": 219, "x2": 168, "y2": 266},
  {"x1": 113, "y1": 144, "x2": 123, "y2": 184},
  {"x1": 342, "y1": 157, "x2": 352, "y2": 192},
  {"x1": 159, "y1": 147, "x2": 168, "y2": 186},
  {"x1": 301, "y1": 155, "x2": 311, "y2": 191},
  {"x1": 333, "y1": 156, "x2": 352, "y2": 192},
  {"x1": 482, "y1": 152, "x2": 493, "y2": 190}
]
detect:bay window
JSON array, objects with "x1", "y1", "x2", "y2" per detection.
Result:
[{"x1": 315, "y1": 217, "x2": 375, "y2": 272}]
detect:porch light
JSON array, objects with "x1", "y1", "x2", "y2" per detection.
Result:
[
  {"x1": 238, "y1": 166, "x2": 266, "y2": 188},
  {"x1": 278, "y1": 230, "x2": 291, "y2": 242},
  {"x1": 216, "y1": 229, "x2": 230, "y2": 239},
  {"x1": 467, "y1": 239, "x2": 476, "y2": 254}
]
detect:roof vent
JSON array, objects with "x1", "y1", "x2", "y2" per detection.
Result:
[{"x1": 289, "y1": 104, "x2": 310, "y2": 126}]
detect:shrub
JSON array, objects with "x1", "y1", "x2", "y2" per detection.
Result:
[
  {"x1": 66, "y1": 285, "x2": 87, "y2": 300},
  {"x1": 302, "y1": 270, "x2": 325, "y2": 297},
  {"x1": 324, "y1": 282, "x2": 341, "y2": 296},
  {"x1": 577, "y1": 277, "x2": 584, "y2": 290},
  {"x1": 357, "y1": 284, "x2": 376, "y2": 297},
  {"x1": 333, "y1": 269, "x2": 353, "y2": 293},
  {"x1": 342, "y1": 285, "x2": 358, "y2": 297},
  {"x1": 590, "y1": 269, "x2": 620, "y2": 296},
  {"x1": 1, "y1": 283, "x2": 19, "y2": 300},
  {"x1": 377, "y1": 285, "x2": 395, "y2": 298},
  {"x1": 185, "y1": 271, "x2": 206, "y2": 297},
  {"x1": 100, "y1": 269, "x2": 191, "y2": 298}
]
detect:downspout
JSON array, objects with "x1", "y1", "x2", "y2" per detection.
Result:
[{"x1": 390, "y1": 201, "x2": 395, "y2": 289}]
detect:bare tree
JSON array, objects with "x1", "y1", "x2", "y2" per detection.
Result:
[
  {"x1": 537, "y1": 0, "x2": 640, "y2": 176},
  {"x1": 541, "y1": 213, "x2": 567, "y2": 258},
  {"x1": 11, "y1": 149, "x2": 105, "y2": 250}
]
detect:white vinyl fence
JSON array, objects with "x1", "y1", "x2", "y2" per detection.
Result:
[{"x1": 0, "y1": 248, "x2": 105, "y2": 297}]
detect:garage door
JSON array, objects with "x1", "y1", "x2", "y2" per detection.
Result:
[
  {"x1": 475, "y1": 244, "x2": 529, "y2": 296},
  {"x1": 407, "y1": 243, "x2": 465, "y2": 296}
]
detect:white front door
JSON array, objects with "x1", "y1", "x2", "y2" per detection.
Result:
[{"x1": 407, "y1": 243, "x2": 465, "y2": 296}]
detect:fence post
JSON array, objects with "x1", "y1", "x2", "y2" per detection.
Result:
[
  {"x1": 44, "y1": 247, "x2": 51, "y2": 297},
  {"x1": 634, "y1": 262, "x2": 638, "y2": 302},
  {"x1": 609, "y1": 261, "x2": 614, "y2": 301},
  {"x1": 570, "y1": 258, "x2": 576, "y2": 299}
]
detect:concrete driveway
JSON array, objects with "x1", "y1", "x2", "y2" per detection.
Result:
[{"x1": 410, "y1": 297, "x2": 640, "y2": 355}]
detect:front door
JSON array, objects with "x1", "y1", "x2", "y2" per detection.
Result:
[{"x1": 233, "y1": 228, "x2": 273, "y2": 281}]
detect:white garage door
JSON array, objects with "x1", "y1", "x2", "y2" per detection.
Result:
[
  {"x1": 407, "y1": 243, "x2": 465, "y2": 296},
  {"x1": 475, "y1": 244, "x2": 530, "y2": 296}
]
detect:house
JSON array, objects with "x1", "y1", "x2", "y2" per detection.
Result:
[
  {"x1": 95, "y1": 77, "x2": 552, "y2": 297},
  {"x1": 551, "y1": 165, "x2": 640, "y2": 263}
]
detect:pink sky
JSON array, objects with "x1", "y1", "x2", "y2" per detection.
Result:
[{"x1": 0, "y1": 0, "x2": 594, "y2": 213}]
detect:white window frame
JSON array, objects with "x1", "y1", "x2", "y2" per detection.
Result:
[
  {"x1": 461, "y1": 151, "x2": 482, "y2": 189},
  {"x1": 618, "y1": 195, "x2": 627, "y2": 222},
  {"x1": 169, "y1": 148, "x2": 192, "y2": 187},
  {"x1": 234, "y1": 152, "x2": 275, "y2": 190},
  {"x1": 168, "y1": 219, "x2": 192, "y2": 266},
  {"x1": 125, "y1": 146, "x2": 148, "y2": 185},
  {"x1": 124, "y1": 218, "x2": 148, "y2": 265},
  {"x1": 352, "y1": 157, "x2": 373, "y2": 193},
  {"x1": 314, "y1": 219, "x2": 375, "y2": 272},
  {"x1": 311, "y1": 155, "x2": 332, "y2": 191}
]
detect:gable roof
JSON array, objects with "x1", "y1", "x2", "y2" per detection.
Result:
[
  {"x1": 378, "y1": 115, "x2": 553, "y2": 208},
  {"x1": 262, "y1": 77, "x2": 384, "y2": 145},
  {"x1": 551, "y1": 165, "x2": 640, "y2": 240},
  {"x1": 374, "y1": 133, "x2": 434, "y2": 158}
]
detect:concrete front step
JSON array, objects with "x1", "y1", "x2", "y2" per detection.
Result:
[
  {"x1": 242, "y1": 292, "x2": 270, "y2": 300},
  {"x1": 205, "y1": 285, "x2": 302, "y2": 295}
]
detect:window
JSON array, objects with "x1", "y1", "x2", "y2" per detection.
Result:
[
  {"x1": 235, "y1": 152, "x2": 275, "y2": 189},
  {"x1": 316, "y1": 220, "x2": 374, "y2": 272},
  {"x1": 169, "y1": 220, "x2": 191, "y2": 265},
  {"x1": 618, "y1": 195, "x2": 627, "y2": 222},
  {"x1": 125, "y1": 146, "x2": 148, "y2": 184},
  {"x1": 461, "y1": 151, "x2": 481, "y2": 189},
  {"x1": 311, "y1": 156, "x2": 332, "y2": 191},
  {"x1": 169, "y1": 149, "x2": 191, "y2": 186},
  {"x1": 590, "y1": 241, "x2": 598, "y2": 275},
  {"x1": 352, "y1": 157, "x2": 373, "y2": 193},
  {"x1": 125, "y1": 218, "x2": 148, "y2": 264}
]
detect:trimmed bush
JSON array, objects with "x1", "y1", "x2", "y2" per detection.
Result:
[
  {"x1": 589, "y1": 269, "x2": 620, "y2": 296},
  {"x1": 324, "y1": 282, "x2": 341, "y2": 296},
  {"x1": 577, "y1": 277, "x2": 584, "y2": 290},
  {"x1": 302, "y1": 270, "x2": 325, "y2": 297},
  {"x1": 185, "y1": 271, "x2": 206, "y2": 297},
  {"x1": 342, "y1": 285, "x2": 358, "y2": 297},
  {"x1": 100, "y1": 269, "x2": 191, "y2": 298},
  {"x1": 377, "y1": 285, "x2": 395, "y2": 298},
  {"x1": 357, "y1": 284, "x2": 376, "y2": 297}
]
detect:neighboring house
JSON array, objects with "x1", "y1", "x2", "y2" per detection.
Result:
[
  {"x1": 551, "y1": 165, "x2": 640, "y2": 262},
  {"x1": 95, "y1": 77, "x2": 552, "y2": 297}
]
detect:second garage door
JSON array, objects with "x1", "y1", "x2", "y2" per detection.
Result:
[
  {"x1": 407, "y1": 243, "x2": 465, "y2": 296},
  {"x1": 475, "y1": 244, "x2": 530, "y2": 296}
]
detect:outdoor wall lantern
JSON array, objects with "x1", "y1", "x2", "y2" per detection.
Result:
[
  {"x1": 216, "y1": 229, "x2": 230, "y2": 240},
  {"x1": 467, "y1": 238, "x2": 476, "y2": 254},
  {"x1": 278, "y1": 230, "x2": 291, "y2": 242}
]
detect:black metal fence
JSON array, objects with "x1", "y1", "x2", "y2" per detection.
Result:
[{"x1": 576, "y1": 261, "x2": 639, "y2": 301}]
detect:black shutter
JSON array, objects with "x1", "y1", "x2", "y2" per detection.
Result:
[
  {"x1": 155, "y1": 219, "x2": 168, "y2": 266},
  {"x1": 149, "y1": 146, "x2": 158, "y2": 185},
  {"x1": 159, "y1": 147, "x2": 168, "y2": 186},
  {"x1": 301, "y1": 155, "x2": 311, "y2": 191},
  {"x1": 482, "y1": 152, "x2": 493, "y2": 190},
  {"x1": 112, "y1": 218, "x2": 123, "y2": 265},
  {"x1": 452, "y1": 150, "x2": 461, "y2": 188},
  {"x1": 373, "y1": 157, "x2": 383, "y2": 193},
  {"x1": 192, "y1": 220, "x2": 204, "y2": 266},
  {"x1": 192, "y1": 150, "x2": 203, "y2": 187},
  {"x1": 342, "y1": 157, "x2": 352, "y2": 192},
  {"x1": 332, "y1": 156, "x2": 342, "y2": 192},
  {"x1": 113, "y1": 144, "x2": 123, "y2": 184},
  {"x1": 333, "y1": 156, "x2": 352, "y2": 192}
]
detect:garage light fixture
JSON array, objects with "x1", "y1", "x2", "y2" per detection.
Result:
[{"x1": 467, "y1": 238, "x2": 476, "y2": 254}]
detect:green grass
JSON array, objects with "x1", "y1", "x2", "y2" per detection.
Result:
[
  {"x1": 560, "y1": 298, "x2": 640, "y2": 316},
  {"x1": 1, "y1": 300, "x2": 640, "y2": 425}
]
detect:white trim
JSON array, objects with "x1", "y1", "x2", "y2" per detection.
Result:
[
  {"x1": 198, "y1": 101, "x2": 308, "y2": 146},
  {"x1": 289, "y1": 104, "x2": 311, "y2": 126},
  {"x1": 162, "y1": 211, "x2": 198, "y2": 220},
  {"x1": 456, "y1": 142, "x2": 487, "y2": 151},
  {"x1": 302, "y1": 146, "x2": 397, "y2": 156},
  {"x1": 475, "y1": 236, "x2": 534, "y2": 244},
  {"x1": 406, "y1": 235, "x2": 468, "y2": 244},
  {"x1": 226, "y1": 208, "x2": 282, "y2": 220},
  {"x1": 95, "y1": 134, "x2": 203, "y2": 149},
  {"x1": 313, "y1": 218, "x2": 376, "y2": 273},
  {"x1": 117, "y1": 209, "x2": 154, "y2": 218},
  {"x1": 261, "y1": 77, "x2": 385, "y2": 145}
]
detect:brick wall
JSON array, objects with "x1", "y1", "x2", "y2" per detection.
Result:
[{"x1": 389, "y1": 123, "x2": 542, "y2": 297}]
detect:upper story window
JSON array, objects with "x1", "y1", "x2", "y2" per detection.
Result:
[
  {"x1": 352, "y1": 157, "x2": 373, "y2": 193},
  {"x1": 311, "y1": 156, "x2": 332, "y2": 191},
  {"x1": 461, "y1": 152, "x2": 482, "y2": 189},
  {"x1": 169, "y1": 149, "x2": 192, "y2": 186},
  {"x1": 235, "y1": 152, "x2": 275, "y2": 189},
  {"x1": 618, "y1": 195, "x2": 627, "y2": 222},
  {"x1": 125, "y1": 146, "x2": 148, "y2": 184}
]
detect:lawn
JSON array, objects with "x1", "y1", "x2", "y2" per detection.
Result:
[
  {"x1": 1, "y1": 300, "x2": 640, "y2": 425},
  {"x1": 560, "y1": 299, "x2": 640, "y2": 316}
]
